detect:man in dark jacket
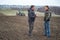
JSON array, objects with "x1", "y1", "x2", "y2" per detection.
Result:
[
  {"x1": 28, "y1": 5, "x2": 36, "y2": 36},
  {"x1": 44, "y1": 6, "x2": 51, "y2": 38}
]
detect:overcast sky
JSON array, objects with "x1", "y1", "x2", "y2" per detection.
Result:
[{"x1": 0, "y1": 0, "x2": 60, "y2": 6}]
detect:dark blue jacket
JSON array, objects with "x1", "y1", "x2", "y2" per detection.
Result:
[{"x1": 28, "y1": 8, "x2": 36, "y2": 22}]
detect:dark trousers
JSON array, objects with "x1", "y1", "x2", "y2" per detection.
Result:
[
  {"x1": 28, "y1": 18, "x2": 35, "y2": 35},
  {"x1": 29, "y1": 21, "x2": 34, "y2": 34}
]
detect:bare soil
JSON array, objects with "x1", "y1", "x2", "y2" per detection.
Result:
[{"x1": 0, "y1": 16, "x2": 60, "y2": 40}]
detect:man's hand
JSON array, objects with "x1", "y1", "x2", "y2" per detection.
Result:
[{"x1": 35, "y1": 14, "x2": 37, "y2": 17}]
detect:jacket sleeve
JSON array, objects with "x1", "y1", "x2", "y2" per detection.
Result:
[{"x1": 46, "y1": 11, "x2": 51, "y2": 20}]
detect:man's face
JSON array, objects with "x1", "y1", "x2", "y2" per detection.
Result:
[
  {"x1": 32, "y1": 7, "x2": 35, "y2": 11},
  {"x1": 44, "y1": 7, "x2": 49, "y2": 11}
]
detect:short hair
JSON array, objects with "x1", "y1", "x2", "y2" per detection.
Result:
[
  {"x1": 45, "y1": 5, "x2": 49, "y2": 9},
  {"x1": 30, "y1": 5, "x2": 34, "y2": 9}
]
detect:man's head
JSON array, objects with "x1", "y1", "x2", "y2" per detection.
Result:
[
  {"x1": 30, "y1": 5, "x2": 35, "y2": 11},
  {"x1": 44, "y1": 6, "x2": 49, "y2": 11}
]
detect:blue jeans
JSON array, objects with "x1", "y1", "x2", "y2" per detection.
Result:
[{"x1": 44, "y1": 21, "x2": 50, "y2": 37}]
